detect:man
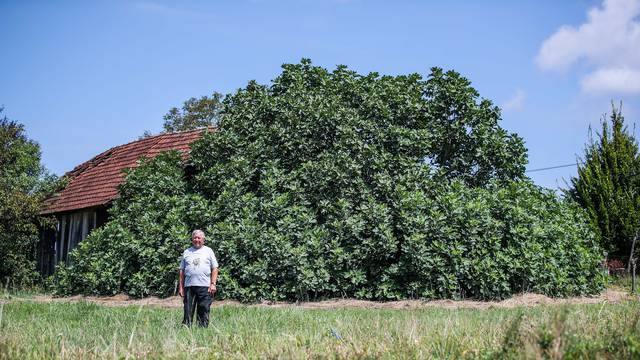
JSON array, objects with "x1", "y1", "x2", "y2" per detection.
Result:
[{"x1": 179, "y1": 229, "x2": 219, "y2": 327}]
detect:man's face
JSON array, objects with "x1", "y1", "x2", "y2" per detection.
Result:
[{"x1": 192, "y1": 233, "x2": 205, "y2": 249}]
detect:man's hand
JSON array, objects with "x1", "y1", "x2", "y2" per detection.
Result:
[
  {"x1": 178, "y1": 269, "x2": 185, "y2": 298},
  {"x1": 208, "y1": 284, "x2": 217, "y2": 295}
]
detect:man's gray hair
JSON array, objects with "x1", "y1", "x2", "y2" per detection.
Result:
[{"x1": 191, "y1": 229, "x2": 205, "y2": 239}]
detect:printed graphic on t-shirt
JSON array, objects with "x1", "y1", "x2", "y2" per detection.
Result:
[{"x1": 181, "y1": 246, "x2": 218, "y2": 287}]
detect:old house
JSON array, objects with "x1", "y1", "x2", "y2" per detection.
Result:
[{"x1": 37, "y1": 129, "x2": 208, "y2": 275}]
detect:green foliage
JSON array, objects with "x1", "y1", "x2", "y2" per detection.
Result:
[
  {"x1": 186, "y1": 60, "x2": 600, "y2": 301},
  {"x1": 52, "y1": 152, "x2": 209, "y2": 297},
  {"x1": 396, "y1": 181, "x2": 603, "y2": 300},
  {"x1": 0, "y1": 108, "x2": 57, "y2": 287},
  {"x1": 567, "y1": 105, "x2": 640, "y2": 255},
  {"x1": 163, "y1": 92, "x2": 223, "y2": 132},
  {"x1": 425, "y1": 67, "x2": 528, "y2": 185},
  {"x1": 53, "y1": 60, "x2": 604, "y2": 301}
]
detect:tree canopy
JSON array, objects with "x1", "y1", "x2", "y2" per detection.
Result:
[
  {"x1": 162, "y1": 92, "x2": 223, "y2": 133},
  {"x1": 53, "y1": 60, "x2": 604, "y2": 301},
  {"x1": 0, "y1": 108, "x2": 56, "y2": 287},
  {"x1": 568, "y1": 105, "x2": 640, "y2": 256}
]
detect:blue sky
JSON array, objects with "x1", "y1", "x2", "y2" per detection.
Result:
[{"x1": 1, "y1": 0, "x2": 639, "y2": 189}]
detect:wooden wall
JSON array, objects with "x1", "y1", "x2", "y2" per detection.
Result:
[{"x1": 37, "y1": 207, "x2": 109, "y2": 276}]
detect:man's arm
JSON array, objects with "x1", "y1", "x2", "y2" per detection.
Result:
[
  {"x1": 179, "y1": 269, "x2": 185, "y2": 297},
  {"x1": 209, "y1": 267, "x2": 218, "y2": 294}
]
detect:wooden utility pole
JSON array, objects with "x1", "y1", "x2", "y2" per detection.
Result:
[
  {"x1": 628, "y1": 230, "x2": 637, "y2": 273},
  {"x1": 632, "y1": 258, "x2": 637, "y2": 294},
  {"x1": 628, "y1": 229, "x2": 638, "y2": 295}
]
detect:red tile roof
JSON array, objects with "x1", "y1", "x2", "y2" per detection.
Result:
[{"x1": 41, "y1": 128, "x2": 210, "y2": 214}]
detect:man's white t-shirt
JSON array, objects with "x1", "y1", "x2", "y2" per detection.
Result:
[{"x1": 180, "y1": 245, "x2": 219, "y2": 287}]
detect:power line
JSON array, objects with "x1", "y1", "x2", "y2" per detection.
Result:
[{"x1": 526, "y1": 163, "x2": 579, "y2": 173}]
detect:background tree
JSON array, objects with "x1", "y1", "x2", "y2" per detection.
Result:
[
  {"x1": 137, "y1": 130, "x2": 154, "y2": 140},
  {"x1": 568, "y1": 105, "x2": 640, "y2": 256},
  {"x1": 0, "y1": 108, "x2": 56, "y2": 287},
  {"x1": 162, "y1": 92, "x2": 224, "y2": 132}
]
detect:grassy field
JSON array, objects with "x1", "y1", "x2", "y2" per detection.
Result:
[{"x1": 1, "y1": 297, "x2": 639, "y2": 359}]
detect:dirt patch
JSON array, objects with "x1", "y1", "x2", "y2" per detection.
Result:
[{"x1": 20, "y1": 289, "x2": 635, "y2": 310}]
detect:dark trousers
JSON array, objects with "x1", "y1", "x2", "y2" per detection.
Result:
[{"x1": 182, "y1": 286, "x2": 212, "y2": 327}]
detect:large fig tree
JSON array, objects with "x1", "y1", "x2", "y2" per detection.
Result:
[
  {"x1": 54, "y1": 60, "x2": 603, "y2": 300},
  {"x1": 187, "y1": 60, "x2": 600, "y2": 300}
]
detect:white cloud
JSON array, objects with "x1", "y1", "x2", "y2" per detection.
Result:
[
  {"x1": 581, "y1": 67, "x2": 640, "y2": 93},
  {"x1": 502, "y1": 89, "x2": 526, "y2": 112},
  {"x1": 536, "y1": 0, "x2": 640, "y2": 93}
]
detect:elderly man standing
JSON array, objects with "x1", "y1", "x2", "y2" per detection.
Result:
[{"x1": 179, "y1": 229, "x2": 219, "y2": 327}]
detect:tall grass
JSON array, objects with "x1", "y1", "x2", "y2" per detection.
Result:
[
  {"x1": 0, "y1": 300, "x2": 639, "y2": 359},
  {"x1": 608, "y1": 274, "x2": 637, "y2": 294}
]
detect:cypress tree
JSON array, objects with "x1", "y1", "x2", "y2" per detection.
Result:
[{"x1": 568, "y1": 105, "x2": 640, "y2": 256}]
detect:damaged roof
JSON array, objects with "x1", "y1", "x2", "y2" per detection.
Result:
[{"x1": 41, "y1": 128, "x2": 209, "y2": 215}]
